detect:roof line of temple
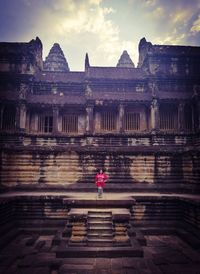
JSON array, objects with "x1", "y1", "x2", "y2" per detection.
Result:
[
  {"x1": 43, "y1": 38, "x2": 200, "y2": 73},
  {"x1": 1, "y1": 36, "x2": 200, "y2": 75},
  {"x1": 0, "y1": 37, "x2": 42, "y2": 46},
  {"x1": 86, "y1": 66, "x2": 138, "y2": 69}
]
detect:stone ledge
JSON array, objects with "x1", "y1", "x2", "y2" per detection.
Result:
[
  {"x1": 56, "y1": 245, "x2": 143, "y2": 258},
  {"x1": 1, "y1": 182, "x2": 200, "y2": 194}
]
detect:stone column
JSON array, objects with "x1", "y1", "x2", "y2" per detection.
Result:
[
  {"x1": 196, "y1": 100, "x2": 200, "y2": 132},
  {"x1": 178, "y1": 102, "x2": 184, "y2": 131},
  {"x1": 16, "y1": 103, "x2": 27, "y2": 131},
  {"x1": 192, "y1": 85, "x2": 200, "y2": 132},
  {"x1": 0, "y1": 105, "x2": 4, "y2": 129},
  {"x1": 34, "y1": 113, "x2": 39, "y2": 132},
  {"x1": 53, "y1": 106, "x2": 59, "y2": 134},
  {"x1": 150, "y1": 98, "x2": 159, "y2": 132},
  {"x1": 86, "y1": 105, "x2": 94, "y2": 133},
  {"x1": 15, "y1": 105, "x2": 20, "y2": 130},
  {"x1": 25, "y1": 110, "x2": 30, "y2": 131},
  {"x1": 19, "y1": 104, "x2": 27, "y2": 130},
  {"x1": 118, "y1": 104, "x2": 124, "y2": 133},
  {"x1": 191, "y1": 99, "x2": 199, "y2": 133}
]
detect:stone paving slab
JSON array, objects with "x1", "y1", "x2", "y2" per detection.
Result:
[
  {"x1": 180, "y1": 248, "x2": 200, "y2": 263},
  {"x1": 60, "y1": 263, "x2": 94, "y2": 270},
  {"x1": 111, "y1": 258, "x2": 123, "y2": 269},
  {"x1": 125, "y1": 270, "x2": 139, "y2": 274},
  {"x1": 145, "y1": 259, "x2": 163, "y2": 274},
  {"x1": 1, "y1": 232, "x2": 200, "y2": 274},
  {"x1": 159, "y1": 264, "x2": 200, "y2": 274},
  {"x1": 60, "y1": 258, "x2": 95, "y2": 265}
]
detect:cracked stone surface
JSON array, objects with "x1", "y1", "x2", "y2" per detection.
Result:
[{"x1": 0, "y1": 232, "x2": 200, "y2": 274}]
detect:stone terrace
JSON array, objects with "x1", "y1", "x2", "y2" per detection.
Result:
[{"x1": 0, "y1": 192, "x2": 200, "y2": 274}]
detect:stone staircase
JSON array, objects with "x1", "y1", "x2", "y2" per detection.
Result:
[
  {"x1": 55, "y1": 208, "x2": 144, "y2": 257},
  {"x1": 87, "y1": 210, "x2": 114, "y2": 247},
  {"x1": 66, "y1": 209, "x2": 133, "y2": 247}
]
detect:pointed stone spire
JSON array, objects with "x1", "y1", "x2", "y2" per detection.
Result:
[
  {"x1": 116, "y1": 50, "x2": 135, "y2": 68},
  {"x1": 44, "y1": 43, "x2": 70, "y2": 72},
  {"x1": 85, "y1": 53, "x2": 90, "y2": 71}
]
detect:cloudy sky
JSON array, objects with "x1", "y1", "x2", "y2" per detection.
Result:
[{"x1": 0, "y1": 0, "x2": 200, "y2": 70}]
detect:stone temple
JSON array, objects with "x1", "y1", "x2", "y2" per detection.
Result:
[{"x1": 0, "y1": 37, "x2": 200, "y2": 273}]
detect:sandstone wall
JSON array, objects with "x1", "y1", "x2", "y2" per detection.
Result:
[{"x1": 0, "y1": 133, "x2": 199, "y2": 191}]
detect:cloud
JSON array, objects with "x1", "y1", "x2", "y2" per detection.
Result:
[
  {"x1": 171, "y1": 10, "x2": 191, "y2": 24},
  {"x1": 154, "y1": 33, "x2": 186, "y2": 45},
  {"x1": 190, "y1": 15, "x2": 200, "y2": 33},
  {"x1": 143, "y1": 0, "x2": 157, "y2": 7},
  {"x1": 0, "y1": 0, "x2": 200, "y2": 69},
  {"x1": 140, "y1": 0, "x2": 200, "y2": 46},
  {"x1": 20, "y1": 0, "x2": 137, "y2": 69}
]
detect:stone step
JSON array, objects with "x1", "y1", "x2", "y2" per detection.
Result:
[
  {"x1": 88, "y1": 226, "x2": 114, "y2": 234},
  {"x1": 88, "y1": 215, "x2": 112, "y2": 220},
  {"x1": 87, "y1": 210, "x2": 114, "y2": 246},
  {"x1": 88, "y1": 216, "x2": 112, "y2": 221},
  {"x1": 56, "y1": 245, "x2": 143, "y2": 258},
  {"x1": 87, "y1": 238, "x2": 113, "y2": 247},
  {"x1": 87, "y1": 233, "x2": 113, "y2": 239},
  {"x1": 88, "y1": 211, "x2": 112, "y2": 216},
  {"x1": 88, "y1": 221, "x2": 113, "y2": 227},
  {"x1": 88, "y1": 223, "x2": 113, "y2": 228}
]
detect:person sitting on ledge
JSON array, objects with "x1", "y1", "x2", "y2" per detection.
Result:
[{"x1": 95, "y1": 169, "x2": 108, "y2": 198}]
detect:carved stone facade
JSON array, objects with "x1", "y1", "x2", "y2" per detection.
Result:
[{"x1": 0, "y1": 37, "x2": 200, "y2": 192}]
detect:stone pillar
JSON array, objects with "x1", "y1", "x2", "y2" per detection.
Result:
[
  {"x1": 34, "y1": 113, "x2": 39, "y2": 132},
  {"x1": 19, "y1": 104, "x2": 27, "y2": 130},
  {"x1": 191, "y1": 98, "x2": 199, "y2": 133},
  {"x1": 93, "y1": 111, "x2": 100, "y2": 132},
  {"x1": 178, "y1": 102, "x2": 184, "y2": 131},
  {"x1": 25, "y1": 110, "x2": 30, "y2": 131},
  {"x1": 86, "y1": 105, "x2": 94, "y2": 133},
  {"x1": 16, "y1": 103, "x2": 27, "y2": 131},
  {"x1": 53, "y1": 106, "x2": 59, "y2": 134},
  {"x1": 0, "y1": 105, "x2": 4, "y2": 129},
  {"x1": 150, "y1": 98, "x2": 159, "y2": 132},
  {"x1": 196, "y1": 100, "x2": 200, "y2": 132},
  {"x1": 15, "y1": 105, "x2": 20, "y2": 130},
  {"x1": 118, "y1": 104, "x2": 124, "y2": 133},
  {"x1": 58, "y1": 113, "x2": 62, "y2": 132},
  {"x1": 192, "y1": 85, "x2": 200, "y2": 132}
]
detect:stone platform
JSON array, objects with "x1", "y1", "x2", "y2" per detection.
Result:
[
  {"x1": 2, "y1": 182, "x2": 200, "y2": 194},
  {"x1": 1, "y1": 232, "x2": 200, "y2": 273},
  {"x1": 0, "y1": 191, "x2": 200, "y2": 273}
]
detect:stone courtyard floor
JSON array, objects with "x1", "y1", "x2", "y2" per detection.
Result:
[
  {"x1": 0, "y1": 191, "x2": 200, "y2": 273},
  {"x1": 0, "y1": 233, "x2": 200, "y2": 274}
]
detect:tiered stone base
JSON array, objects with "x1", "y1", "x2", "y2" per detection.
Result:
[
  {"x1": 0, "y1": 192, "x2": 200, "y2": 274},
  {"x1": 53, "y1": 207, "x2": 145, "y2": 257}
]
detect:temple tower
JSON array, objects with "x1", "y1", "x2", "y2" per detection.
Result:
[
  {"x1": 117, "y1": 50, "x2": 135, "y2": 68},
  {"x1": 44, "y1": 43, "x2": 70, "y2": 72}
]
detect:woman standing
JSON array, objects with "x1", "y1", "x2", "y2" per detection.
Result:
[{"x1": 95, "y1": 169, "x2": 108, "y2": 198}]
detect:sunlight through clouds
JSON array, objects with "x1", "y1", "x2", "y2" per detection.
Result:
[
  {"x1": 191, "y1": 15, "x2": 200, "y2": 33},
  {"x1": 154, "y1": 33, "x2": 186, "y2": 46},
  {"x1": 0, "y1": 0, "x2": 199, "y2": 70},
  {"x1": 172, "y1": 9, "x2": 191, "y2": 24},
  {"x1": 34, "y1": 0, "x2": 137, "y2": 69}
]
